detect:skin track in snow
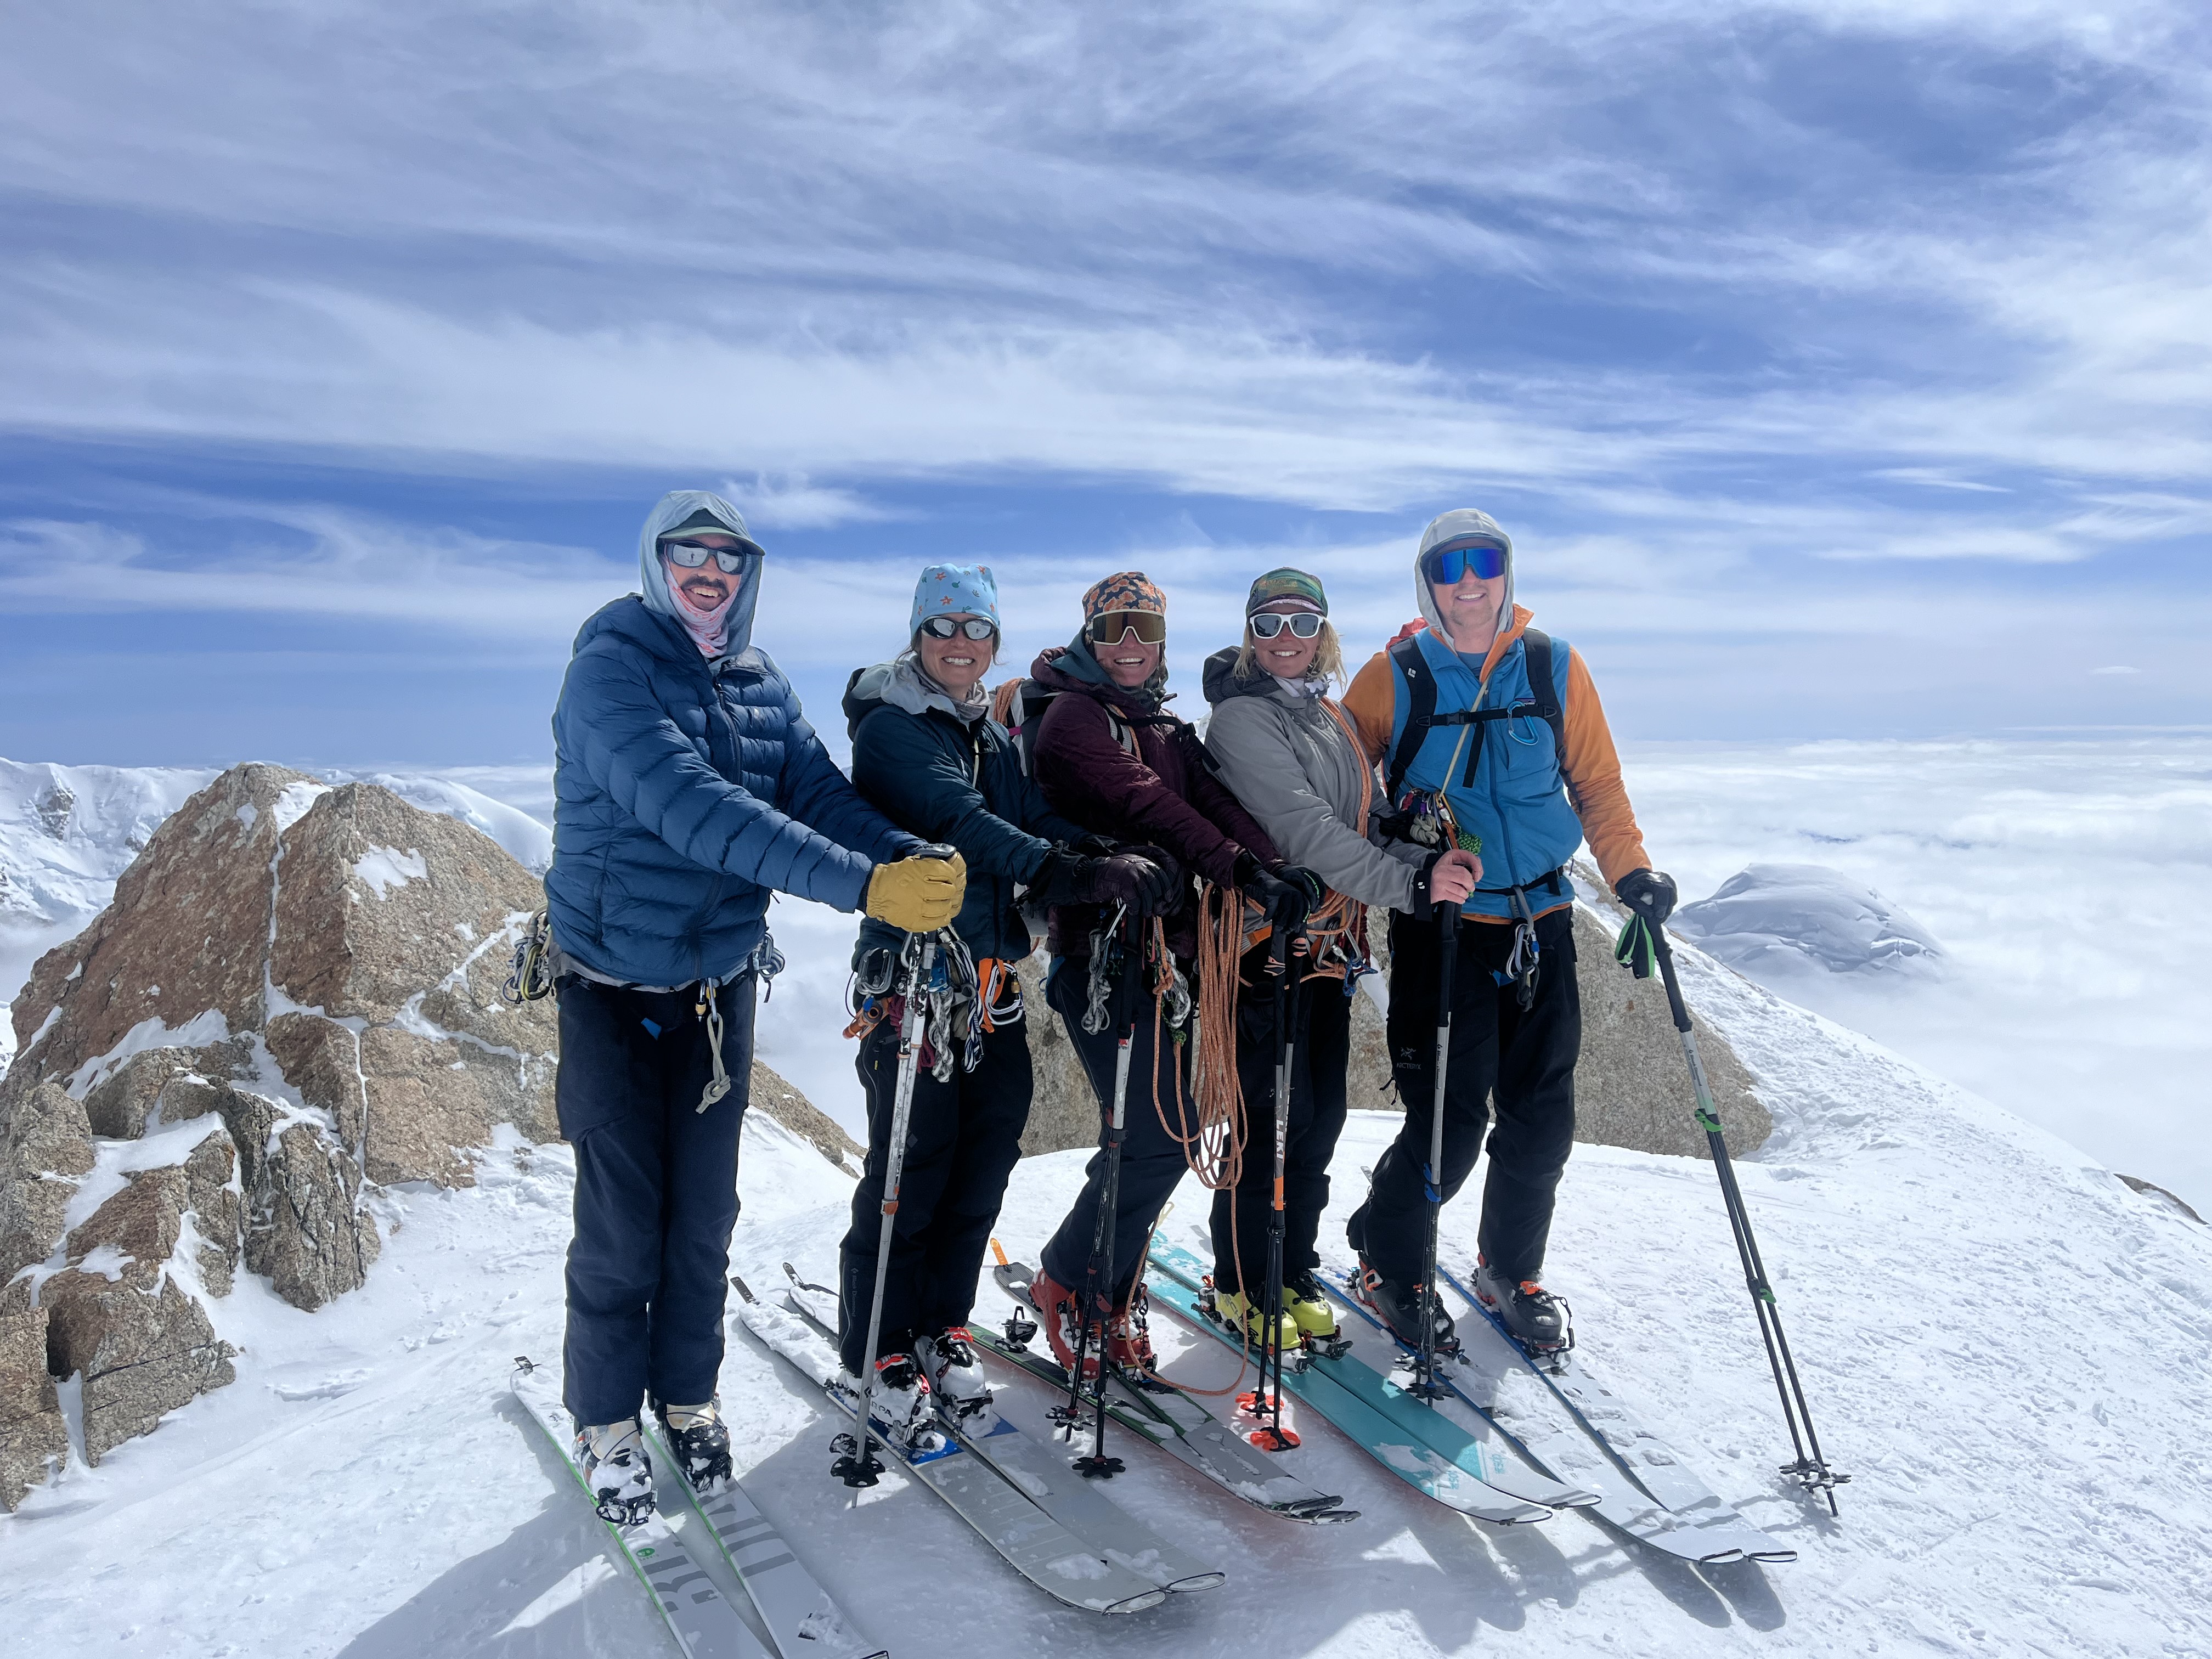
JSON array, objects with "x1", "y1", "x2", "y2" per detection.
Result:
[
  {"x1": 731, "y1": 1279, "x2": 1171, "y2": 1616},
  {"x1": 1142, "y1": 1240, "x2": 1556, "y2": 1526},
  {"x1": 510, "y1": 1359, "x2": 776, "y2": 1659},
  {"x1": 780, "y1": 1276, "x2": 1227, "y2": 1596},
  {"x1": 981, "y1": 1256, "x2": 1358, "y2": 1524},
  {"x1": 644, "y1": 1422, "x2": 890, "y2": 1659}
]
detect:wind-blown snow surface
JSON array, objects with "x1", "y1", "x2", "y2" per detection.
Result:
[{"x1": 4, "y1": 933, "x2": 2208, "y2": 1657}]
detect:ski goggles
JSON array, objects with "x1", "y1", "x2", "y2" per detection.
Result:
[
  {"x1": 1249, "y1": 611, "x2": 1324, "y2": 640},
  {"x1": 919, "y1": 614, "x2": 999, "y2": 641},
  {"x1": 1420, "y1": 540, "x2": 1508, "y2": 585},
  {"x1": 1086, "y1": 610, "x2": 1167, "y2": 646},
  {"x1": 660, "y1": 536, "x2": 754, "y2": 574}
]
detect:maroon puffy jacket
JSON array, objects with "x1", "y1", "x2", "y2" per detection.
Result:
[{"x1": 1028, "y1": 646, "x2": 1280, "y2": 959}]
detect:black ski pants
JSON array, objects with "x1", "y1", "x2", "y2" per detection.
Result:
[
  {"x1": 837, "y1": 1012, "x2": 1032, "y2": 1374},
  {"x1": 1347, "y1": 906, "x2": 1580, "y2": 1288},
  {"x1": 557, "y1": 973, "x2": 754, "y2": 1426},
  {"x1": 1210, "y1": 961, "x2": 1352, "y2": 1295},
  {"x1": 1037, "y1": 953, "x2": 1197, "y2": 1302}
]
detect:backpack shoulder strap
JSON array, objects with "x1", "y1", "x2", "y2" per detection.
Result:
[
  {"x1": 1519, "y1": 629, "x2": 1568, "y2": 762},
  {"x1": 1383, "y1": 634, "x2": 1438, "y2": 805}
]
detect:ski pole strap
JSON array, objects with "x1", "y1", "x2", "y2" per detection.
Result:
[{"x1": 1615, "y1": 913, "x2": 1658, "y2": 980}]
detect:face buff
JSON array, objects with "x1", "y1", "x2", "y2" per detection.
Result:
[{"x1": 662, "y1": 552, "x2": 740, "y2": 656}]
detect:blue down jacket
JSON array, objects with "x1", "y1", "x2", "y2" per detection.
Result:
[{"x1": 548, "y1": 495, "x2": 920, "y2": 986}]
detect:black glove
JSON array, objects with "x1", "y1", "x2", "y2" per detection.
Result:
[
  {"x1": 1084, "y1": 853, "x2": 1175, "y2": 917},
  {"x1": 1237, "y1": 856, "x2": 1311, "y2": 935},
  {"x1": 1073, "y1": 833, "x2": 1119, "y2": 859},
  {"x1": 1614, "y1": 867, "x2": 1678, "y2": 925},
  {"x1": 1279, "y1": 865, "x2": 1325, "y2": 908}
]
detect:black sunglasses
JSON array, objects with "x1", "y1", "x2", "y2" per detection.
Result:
[{"x1": 919, "y1": 615, "x2": 998, "y2": 641}]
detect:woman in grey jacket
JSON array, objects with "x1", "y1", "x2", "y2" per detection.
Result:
[{"x1": 1200, "y1": 569, "x2": 1480, "y2": 1346}]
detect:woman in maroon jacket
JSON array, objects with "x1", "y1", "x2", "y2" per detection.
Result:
[{"x1": 1024, "y1": 571, "x2": 1316, "y2": 1372}]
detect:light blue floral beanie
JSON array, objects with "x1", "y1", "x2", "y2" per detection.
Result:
[{"x1": 910, "y1": 563, "x2": 1000, "y2": 636}]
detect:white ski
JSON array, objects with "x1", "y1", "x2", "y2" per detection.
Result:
[
  {"x1": 510, "y1": 1358, "x2": 775, "y2": 1659},
  {"x1": 732, "y1": 1279, "x2": 1169, "y2": 1615},
  {"x1": 1436, "y1": 1263, "x2": 1797, "y2": 1564},
  {"x1": 647, "y1": 1423, "x2": 890, "y2": 1659},
  {"x1": 781, "y1": 1274, "x2": 1224, "y2": 1595}
]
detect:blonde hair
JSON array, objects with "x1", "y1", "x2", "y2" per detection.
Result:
[{"x1": 1235, "y1": 618, "x2": 1344, "y2": 687}]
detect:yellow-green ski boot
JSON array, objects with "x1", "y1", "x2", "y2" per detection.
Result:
[{"x1": 1215, "y1": 1287, "x2": 1302, "y2": 1356}]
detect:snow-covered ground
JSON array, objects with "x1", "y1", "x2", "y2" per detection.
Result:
[{"x1": 5, "y1": 925, "x2": 2209, "y2": 1656}]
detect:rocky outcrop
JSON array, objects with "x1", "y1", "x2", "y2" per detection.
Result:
[
  {"x1": 1012, "y1": 891, "x2": 1770, "y2": 1160},
  {"x1": 0, "y1": 1307, "x2": 66, "y2": 1512},
  {"x1": 749, "y1": 1061, "x2": 864, "y2": 1176},
  {"x1": 10, "y1": 765, "x2": 558, "y2": 1198},
  {"x1": 0, "y1": 1078, "x2": 95, "y2": 1290}
]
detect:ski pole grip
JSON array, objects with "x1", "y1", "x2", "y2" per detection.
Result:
[{"x1": 1647, "y1": 922, "x2": 1694, "y2": 1034}]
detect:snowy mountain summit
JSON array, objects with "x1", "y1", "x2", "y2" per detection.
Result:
[{"x1": 1672, "y1": 862, "x2": 1946, "y2": 979}]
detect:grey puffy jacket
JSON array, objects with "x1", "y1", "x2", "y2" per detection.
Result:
[{"x1": 1200, "y1": 648, "x2": 1427, "y2": 912}]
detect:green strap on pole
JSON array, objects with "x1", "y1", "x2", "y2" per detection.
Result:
[{"x1": 1613, "y1": 913, "x2": 1657, "y2": 980}]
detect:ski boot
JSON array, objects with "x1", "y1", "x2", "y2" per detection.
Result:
[
  {"x1": 1350, "y1": 1256, "x2": 1459, "y2": 1355},
  {"x1": 1472, "y1": 1256, "x2": 1572, "y2": 1360},
  {"x1": 918, "y1": 1328, "x2": 996, "y2": 1427},
  {"x1": 842, "y1": 1352, "x2": 934, "y2": 1445},
  {"x1": 1105, "y1": 1281, "x2": 1157, "y2": 1372},
  {"x1": 654, "y1": 1396, "x2": 733, "y2": 1490},
  {"x1": 575, "y1": 1417, "x2": 656, "y2": 1526},
  {"x1": 1214, "y1": 1286, "x2": 1303, "y2": 1358},
  {"x1": 1283, "y1": 1268, "x2": 1351, "y2": 1358},
  {"x1": 1030, "y1": 1267, "x2": 1105, "y2": 1379}
]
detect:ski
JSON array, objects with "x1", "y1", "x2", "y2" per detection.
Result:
[
  {"x1": 646, "y1": 1424, "x2": 891, "y2": 1659},
  {"x1": 1141, "y1": 1240, "x2": 1555, "y2": 1525},
  {"x1": 981, "y1": 1255, "x2": 1357, "y2": 1525},
  {"x1": 1436, "y1": 1263, "x2": 1796, "y2": 1564},
  {"x1": 731, "y1": 1278, "x2": 1169, "y2": 1615},
  {"x1": 780, "y1": 1271, "x2": 1226, "y2": 1595},
  {"x1": 510, "y1": 1358, "x2": 776, "y2": 1659}
]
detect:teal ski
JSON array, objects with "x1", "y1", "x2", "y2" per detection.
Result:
[{"x1": 1142, "y1": 1240, "x2": 1554, "y2": 1525}]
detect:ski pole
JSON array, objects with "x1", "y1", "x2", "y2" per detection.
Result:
[
  {"x1": 1066, "y1": 909, "x2": 1134, "y2": 1477},
  {"x1": 1644, "y1": 919, "x2": 1848, "y2": 1515},
  {"x1": 1252, "y1": 926, "x2": 1302, "y2": 1452},
  {"x1": 1409, "y1": 901, "x2": 1459, "y2": 1403},
  {"x1": 837, "y1": 930, "x2": 937, "y2": 1490}
]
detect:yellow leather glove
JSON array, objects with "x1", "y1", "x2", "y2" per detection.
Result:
[{"x1": 864, "y1": 850, "x2": 967, "y2": 933}]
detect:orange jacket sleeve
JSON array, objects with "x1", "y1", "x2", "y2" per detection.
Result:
[
  {"x1": 1341, "y1": 650, "x2": 1395, "y2": 767},
  {"x1": 1560, "y1": 646, "x2": 1650, "y2": 888}
]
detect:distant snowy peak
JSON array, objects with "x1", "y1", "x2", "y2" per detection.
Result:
[
  {"x1": 0, "y1": 759, "x2": 217, "y2": 929},
  {"x1": 1672, "y1": 862, "x2": 1946, "y2": 979}
]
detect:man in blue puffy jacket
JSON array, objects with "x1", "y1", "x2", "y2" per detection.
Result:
[{"x1": 545, "y1": 489, "x2": 965, "y2": 1522}]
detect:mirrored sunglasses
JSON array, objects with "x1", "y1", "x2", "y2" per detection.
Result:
[
  {"x1": 662, "y1": 537, "x2": 749, "y2": 574},
  {"x1": 919, "y1": 615, "x2": 998, "y2": 641},
  {"x1": 1086, "y1": 610, "x2": 1167, "y2": 646},
  {"x1": 1420, "y1": 541, "x2": 1507, "y2": 585},
  {"x1": 1249, "y1": 611, "x2": 1324, "y2": 640}
]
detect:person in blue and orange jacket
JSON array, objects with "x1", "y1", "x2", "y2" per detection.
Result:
[{"x1": 1337, "y1": 507, "x2": 1678, "y2": 1356}]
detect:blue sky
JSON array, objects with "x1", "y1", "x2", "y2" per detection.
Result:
[{"x1": 3, "y1": 1, "x2": 2209, "y2": 766}]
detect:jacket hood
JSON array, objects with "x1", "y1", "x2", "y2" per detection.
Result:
[
  {"x1": 843, "y1": 651, "x2": 987, "y2": 738},
  {"x1": 637, "y1": 489, "x2": 767, "y2": 668},
  {"x1": 1033, "y1": 636, "x2": 1167, "y2": 712},
  {"x1": 1415, "y1": 507, "x2": 1514, "y2": 651}
]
